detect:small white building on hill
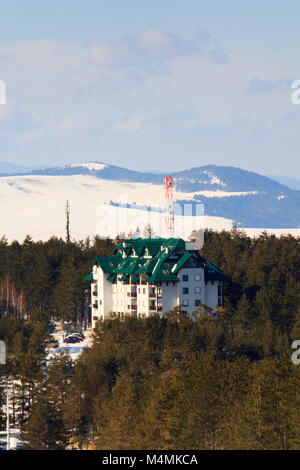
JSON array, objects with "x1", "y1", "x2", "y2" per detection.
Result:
[{"x1": 84, "y1": 238, "x2": 229, "y2": 329}]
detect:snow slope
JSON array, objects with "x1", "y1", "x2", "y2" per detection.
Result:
[
  {"x1": 0, "y1": 172, "x2": 298, "y2": 242},
  {"x1": 0, "y1": 174, "x2": 233, "y2": 241}
]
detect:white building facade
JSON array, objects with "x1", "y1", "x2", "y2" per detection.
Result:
[{"x1": 84, "y1": 238, "x2": 227, "y2": 329}]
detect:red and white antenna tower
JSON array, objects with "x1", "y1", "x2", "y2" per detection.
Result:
[{"x1": 164, "y1": 176, "x2": 175, "y2": 238}]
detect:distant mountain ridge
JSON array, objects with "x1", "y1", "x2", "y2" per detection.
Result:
[
  {"x1": 269, "y1": 175, "x2": 300, "y2": 191},
  {"x1": 0, "y1": 161, "x2": 299, "y2": 229},
  {"x1": 6, "y1": 161, "x2": 293, "y2": 191},
  {"x1": 0, "y1": 161, "x2": 53, "y2": 175}
]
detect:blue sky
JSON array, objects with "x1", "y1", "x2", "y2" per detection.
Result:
[{"x1": 0, "y1": 1, "x2": 300, "y2": 176}]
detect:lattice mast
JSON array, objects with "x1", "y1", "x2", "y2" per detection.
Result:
[
  {"x1": 65, "y1": 200, "x2": 70, "y2": 242},
  {"x1": 164, "y1": 176, "x2": 175, "y2": 238}
]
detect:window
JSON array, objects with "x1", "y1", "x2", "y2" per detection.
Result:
[
  {"x1": 218, "y1": 285, "x2": 222, "y2": 297},
  {"x1": 195, "y1": 274, "x2": 201, "y2": 281},
  {"x1": 195, "y1": 287, "x2": 201, "y2": 294},
  {"x1": 183, "y1": 300, "x2": 189, "y2": 306},
  {"x1": 195, "y1": 299, "x2": 201, "y2": 307},
  {"x1": 182, "y1": 287, "x2": 189, "y2": 295},
  {"x1": 143, "y1": 288, "x2": 146, "y2": 294},
  {"x1": 182, "y1": 274, "x2": 189, "y2": 282}
]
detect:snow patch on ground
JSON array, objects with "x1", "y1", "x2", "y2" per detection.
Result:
[
  {"x1": 202, "y1": 170, "x2": 227, "y2": 187},
  {"x1": 69, "y1": 162, "x2": 107, "y2": 171},
  {"x1": 187, "y1": 190, "x2": 258, "y2": 198},
  {"x1": 47, "y1": 326, "x2": 93, "y2": 362}
]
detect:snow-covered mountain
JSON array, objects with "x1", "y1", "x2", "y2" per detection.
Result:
[{"x1": 0, "y1": 162, "x2": 299, "y2": 241}]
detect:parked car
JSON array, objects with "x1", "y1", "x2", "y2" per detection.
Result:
[
  {"x1": 70, "y1": 333, "x2": 85, "y2": 341},
  {"x1": 64, "y1": 336, "x2": 81, "y2": 344}
]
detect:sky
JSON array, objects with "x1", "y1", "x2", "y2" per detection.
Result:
[{"x1": 0, "y1": 1, "x2": 300, "y2": 177}]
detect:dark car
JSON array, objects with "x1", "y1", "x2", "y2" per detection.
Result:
[
  {"x1": 64, "y1": 336, "x2": 81, "y2": 344},
  {"x1": 70, "y1": 333, "x2": 84, "y2": 341}
]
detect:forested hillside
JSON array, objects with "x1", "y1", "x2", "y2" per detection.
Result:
[{"x1": 0, "y1": 230, "x2": 299, "y2": 449}]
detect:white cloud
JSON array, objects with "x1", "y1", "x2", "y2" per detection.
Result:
[
  {"x1": 87, "y1": 27, "x2": 224, "y2": 73},
  {"x1": 134, "y1": 28, "x2": 173, "y2": 50},
  {"x1": 89, "y1": 43, "x2": 130, "y2": 68}
]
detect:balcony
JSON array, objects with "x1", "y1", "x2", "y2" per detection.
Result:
[
  {"x1": 130, "y1": 305, "x2": 137, "y2": 311},
  {"x1": 92, "y1": 303, "x2": 98, "y2": 309},
  {"x1": 127, "y1": 291, "x2": 137, "y2": 298}
]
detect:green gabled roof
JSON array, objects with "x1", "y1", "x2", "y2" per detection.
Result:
[
  {"x1": 116, "y1": 258, "x2": 131, "y2": 273},
  {"x1": 83, "y1": 272, "x2": 94, "y2": 281},
  {"x1": 171, "y1": 253, "x2": 192, "y2": 273},
  {"x1": 144, "y1": 247, "x2": 180, "y2": 282},
  {"x1": 128, "y1": 240, "x2": 145, "y2": 257},
  {"x1": 95, "y1": 254, "x2": 121, "y2": 273},
  {"x1": 114, "y1": 237, "x2": 186, "y2": 258},
  {"x1": 202, "y1": 260, "x2": 229, "y2": 282},
  {"x1": 84, "y1": 237, "x2": 229, "y2": 285},
  {"x1": 118, "y1": 258, "x2": 143, "y2": 274},
  {"x1": 136, "y1": 258, "x2": 157, "y2": 274},
  {"x1": 146, "y1": 265, "x2": 179, "y2": 283},
  {"x1": 131, "y1": 274, "x2": 139, "y2": 283},
  {"x1": 204, "y1": 267, "x2": 229, "y2": 282}
]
